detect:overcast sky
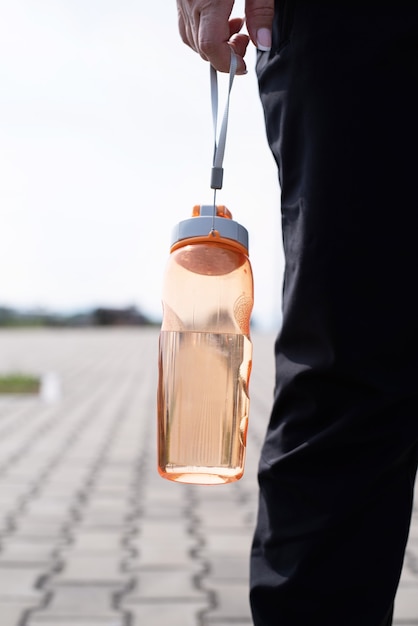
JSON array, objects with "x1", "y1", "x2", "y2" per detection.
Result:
[{"x1": 0, "y1": 0, "x2": 284, "y2": 330}]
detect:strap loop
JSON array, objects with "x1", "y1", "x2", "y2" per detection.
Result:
[{"x1": 210, "y1": 49, "x2": 238, "y2": 191}]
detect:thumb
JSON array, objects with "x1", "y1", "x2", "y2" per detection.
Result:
[{"x1": 245, "y1": 0, "x2": 274, "y2": 51}]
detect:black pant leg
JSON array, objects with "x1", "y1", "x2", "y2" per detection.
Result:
[{"x1": 250, "y1": 3, "x2": 418, "y2": 625}]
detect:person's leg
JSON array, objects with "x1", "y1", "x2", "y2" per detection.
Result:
[
  {"x1": 381, "y1": 604, "x2": 394, "y2": 626},
  {"x1": 250, "y1": 2, "x2": 418, "y2": 625}
]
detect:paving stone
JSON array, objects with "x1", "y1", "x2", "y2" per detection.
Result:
[
  {"x1": 125, "y1": 569, "x2": 207, "y2": 601},
  {"x1": 0, "y1": 539, "x2": 55, "y2": 565},
  {"x1": 0, "y1": 601, "x2": 38, "y2": 626},
  {"x1": 140, "y1": 496, "x2": 191, "y2": 512},
  {"x1": 136, "y1": 505, "x2": 189, "y2": 520},
  {"x1": 54, "y1": 555, "x2": 127, "y2": 585},
  {"x1": 203, "y1": 623, "x2": 252, "y2": 626},
  {"x1": 83, "y1": 495, "x2": 131, "y2": 510},
  {"x1": 399, "y1": 568, "x2": 418, "y2": 585},
  {"x1": 77, "y1": 508, "x2": 128, "y2": 530},
  {"x1": 129, "y1": 543, "x2": 197, "y2": 569},
  {"x1": 43, "y1": 469, "x2": 93, "y2": 487},
  {"x1": 0, "y1": 482, "x2": 34, "y2": 510},
  {"x1": 127, "y1": 602, "x2": 209, "y2": 626},
  {"x1": 35, "y1": 485, "x2": 84, "y2": 504},
  {"x1": 187, "y1": 485, "x2": 241, "y2": 504},
  {"x1": 96, "y1": 469, "x2": 133, "y2": 485},
  {"x1": 203, "y1": 622, "x2": 252, "y2": 626},
  {"x1": 394, "y1": 586, "x2": 418, "y2": 621},
  {"x1": 0, "y1": 486, "x2": 29, "y2": 504},
  {"x1": 4, "y1": 520, "x2": 66, "y2": 542},
  {"x1": 86, "y1": 487, "x2": 131, "y2": 501},
  {"x1": 409, "y1": 524, "x2": 418, "y2": 540},
  {"x1": 201, "y1": 581, "x2": 252, "y2": 623},
  {"x1": 194, "y1": 505, "x2": 251, "y2": 530},
  {"x1": 138, "y1": 520, "x2": 194, "y2": 538},
  {"x1": 199, "y1": 529, "x2": 253, "y2": 555},
  {"x1": 130, "y1": 534, "x2": 197, "y2": 565},
  {"x1": 206, "y1": 555, "x2": 249, "y2": 581},
  {"x1": 13, "y1": 514, "x2": 71, "y2": 536},
  {"x1": 27, "y1": 618, "x2": 124, "y2": 626},
  {"x1": 67, "y1": 530, "x2": 123, "y2": 554},
  {"x1": 28, "y1": 586, "x2": 121, "y2": 622},
  {"x1": 22, "y1": 501, "x2": 73, "y2": 522},
  {"x1": 0, "y1": 566, "x2": 44, "y2": 601},
  {"x1": 0, "y1": 514, "x2": 13, "y2": 535}
]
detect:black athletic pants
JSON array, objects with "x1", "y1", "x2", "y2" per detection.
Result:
[{"x1": 250, "y1": 3, "x2": 418, "y2": 625}]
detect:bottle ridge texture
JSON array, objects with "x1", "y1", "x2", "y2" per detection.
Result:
[{"x1": 158, "y1": 205, "x2": 254, "y2": 485}]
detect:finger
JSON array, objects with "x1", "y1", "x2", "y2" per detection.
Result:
[
  {"x1": 229, "y1": 16, "x2": 245, "y2": 37},
  {"x1": 245, "y1": 0, "x2": 274, "y2": 51},
  {"x1": 199, "y1": 15, "x2": 248, "y2": 73},
  {"x1": 228, "y1": 16, "x2": 250, "y2": 66},
  {"x1": 229, "y1": 33, "x2": 250, "y2": 64}
]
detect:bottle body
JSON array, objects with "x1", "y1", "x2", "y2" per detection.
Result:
[{"x1": 157, "y1": 240, "x2": 253, "y2": 485}]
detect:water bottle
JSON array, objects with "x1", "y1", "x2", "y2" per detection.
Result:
[{"x1": 157, "y1": 204, "x2": 254, "y2": 485}]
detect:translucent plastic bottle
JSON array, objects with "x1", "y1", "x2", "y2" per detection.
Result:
[{"x1": 157, "y1": 205, "x2": 254, "y2": 485}]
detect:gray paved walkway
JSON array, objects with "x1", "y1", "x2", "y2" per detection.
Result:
[{"x1": 0, "y1": 328, "x2": 416, "y2": 625}]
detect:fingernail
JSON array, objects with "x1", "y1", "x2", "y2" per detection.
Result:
[{"x1": 256, "y1": 28, "x2": 271, "y2": 52}]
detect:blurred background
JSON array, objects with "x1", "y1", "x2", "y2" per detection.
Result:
[{"x1": 0, "y1": 0, "x2": 283, "y2": 332}]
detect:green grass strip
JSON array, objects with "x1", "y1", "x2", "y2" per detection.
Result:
[{"x1": 0, "y1": 373, "x2": 41, "y2": 394}]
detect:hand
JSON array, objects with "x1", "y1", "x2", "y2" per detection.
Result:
[{"x1": 177, "y1": 0, "x2": 274, "y2": 74}]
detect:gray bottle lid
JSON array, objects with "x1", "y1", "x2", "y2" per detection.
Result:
[{"x1": 171, "y1": 205, "x2": 249, "y2": 252}]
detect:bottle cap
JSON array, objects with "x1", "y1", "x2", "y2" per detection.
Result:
[{"x1": 170, "y1": 205, "x2": 249, "y2": 252}]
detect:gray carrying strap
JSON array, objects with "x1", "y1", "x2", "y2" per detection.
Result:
[{"x1": 210, "y1": 49, "x2": 238, "y2": 191}]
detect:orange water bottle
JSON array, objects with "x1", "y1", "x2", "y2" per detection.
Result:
[{"x1": 157, "y1": 204, "x2": 254, "y2": 485}]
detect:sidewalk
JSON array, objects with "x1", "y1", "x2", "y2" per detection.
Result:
[{"x1": 0, "y1": 328, "x2": 416, "y2": 626}]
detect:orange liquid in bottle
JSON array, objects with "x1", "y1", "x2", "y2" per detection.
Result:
[{"x1": 158, "y1": 331, "x2": 252, "y2": 484}]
